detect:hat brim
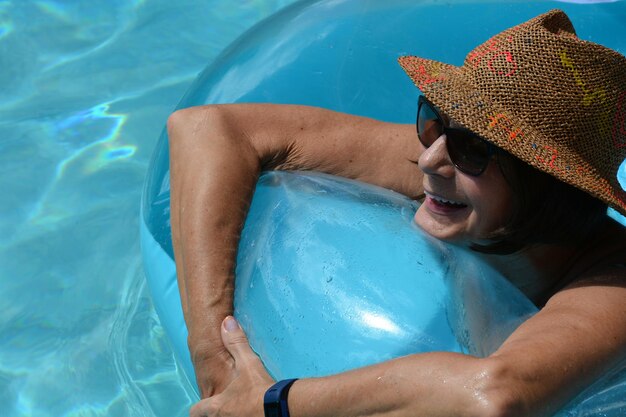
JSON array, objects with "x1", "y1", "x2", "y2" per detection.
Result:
[{"x1": 398, "y1": 55, "x2": 626, "y2": 216}]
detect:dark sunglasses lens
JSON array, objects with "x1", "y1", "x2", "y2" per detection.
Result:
[
  {"x1": 417, "y1": 102, "x2": 443, "y2": 147},
  {"x1": 447, "y1": 131, "x2": 491, "y2": 175}
]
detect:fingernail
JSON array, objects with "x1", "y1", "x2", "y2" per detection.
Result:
[{"x1": 224, "y1": 316, "x2": 240, "y2": 332}]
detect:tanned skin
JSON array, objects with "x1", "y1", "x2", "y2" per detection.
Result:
[{"x1": 168, "y1": 103, "x2": 626, "y2": 417}]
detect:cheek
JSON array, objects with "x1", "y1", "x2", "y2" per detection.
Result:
[
  {"x1": 471, "y1": 198, "x2": 511, "y2": 234},
  {"x1": 468, "y1": 176, "x2": 514, "y2": 233},
  {"x1": 494, "y1": 192, "x2": 514, "y2": 225}
]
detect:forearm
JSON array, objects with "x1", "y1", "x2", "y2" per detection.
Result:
[
  {"x1": 168, "y1": 103, "x2": 423, "y2": 396},
  {"x1": 289, "y1": 276, "x2": 626, "y2": 417},
  {"x1": 288, "y1": 352, "x2": 502, "y2": 417},
  {"x1": 168, "y1": 106, "x2": 260, "y2": 368},
  {"x1": 168, "y1": 103, "x2": 422, "y2": 347}
]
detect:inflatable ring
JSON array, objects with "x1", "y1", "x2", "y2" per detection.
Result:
[{"x1": 141, "y1": 1, "x2": 626, "y2": 414}]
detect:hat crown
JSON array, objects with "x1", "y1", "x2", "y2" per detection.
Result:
[{"x1": 464, "y1": 9, "x2": 577, "y2": 70}]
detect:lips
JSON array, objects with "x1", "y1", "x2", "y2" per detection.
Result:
[{"x1": 424, "y1": 191, "x2": 468, "y2": 214}]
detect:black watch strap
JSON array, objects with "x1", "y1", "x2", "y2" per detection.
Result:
[{"x1": 264, "y1": 378, "x2": 298, "y2": 417}]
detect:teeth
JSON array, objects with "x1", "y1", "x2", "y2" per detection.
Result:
[
  {"x1": 437, "y1": 198, "x2": 464, "y2": 206},
  {"x1": 425, "y1": 192, "x2": 465, "y2": 206}
]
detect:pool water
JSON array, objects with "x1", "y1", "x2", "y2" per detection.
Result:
[
  {"x1": 3, "y1": 1, "x2": 626, "y2": 417},
  {"x1": 0, "y1": 1, "x2": 297, "y2": 416}
]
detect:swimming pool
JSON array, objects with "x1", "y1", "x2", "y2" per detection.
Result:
[
  {"x1": 3, "y1": 1, "x2": 626, "y2": 417},
  {"x1": 0, "y1": 1, "x2": 297, "y2": 416}
]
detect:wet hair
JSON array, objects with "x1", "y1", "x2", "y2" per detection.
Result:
[{"x1": 471, "y1": 149, "x2": 609, "y2": 255}]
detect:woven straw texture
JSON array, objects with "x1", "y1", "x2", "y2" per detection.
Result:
[{"x1": 399, "y1": 9, "x2": 626, "y2": 217}]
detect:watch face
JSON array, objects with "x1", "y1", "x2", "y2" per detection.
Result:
[{"x1": 265, "y1": 403, "x2": 281, "y2": 417}]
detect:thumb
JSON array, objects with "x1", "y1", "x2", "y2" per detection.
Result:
[{"x1": 221, "y1": 316, "x2": 257, "y2": 365}]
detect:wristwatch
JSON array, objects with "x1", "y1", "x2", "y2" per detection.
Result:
[{"x1": 264, "y1": 378, "x2": 298, "y2": 417}]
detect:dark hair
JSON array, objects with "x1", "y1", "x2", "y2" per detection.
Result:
[{"x1": 471, "y1": 150, "x2": 609, "y2": 254}]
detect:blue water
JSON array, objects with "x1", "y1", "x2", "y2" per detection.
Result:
[
  {"x1": 3, "y1": 1, "x2": 626, "y2": 417},
  {"x1": 0, "y1": 1, "x2": 297, "y2": 416}
]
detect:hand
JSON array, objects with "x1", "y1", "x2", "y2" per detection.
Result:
[
  {"x1": 190, "y1": 316, "x2": 275, "y2": 417},
  {"x1": 192, "y1": 342, "x2": 237, "y2": 398}
]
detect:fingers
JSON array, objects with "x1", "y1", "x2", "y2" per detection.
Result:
[
  {"x1": 190, "y1": 400, "x2": 207, "y2": 417},
  {"x1": 193, "y1": 318, "x2": 270, "y2": 417},
  {"x1": 221, "y1": 316, "x2": 258, "y2": 366},
  {"x1": 190, "y1": 397, "x2": 220, "y2": 417}
]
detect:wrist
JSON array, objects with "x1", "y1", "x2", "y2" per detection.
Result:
[
  {"x1": 187, "y1": 315, "x2": 233, "y2": 359},
  {"x1": 264, "y1": 379, "x2": 299, "y2": 417},
  {"x1": 189, "y1": 338, "x2": 228, "y2": 365}
]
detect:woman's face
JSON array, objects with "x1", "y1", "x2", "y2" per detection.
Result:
[{"x1": 413, "y1": 125, "x2": 514, "y2": 244}]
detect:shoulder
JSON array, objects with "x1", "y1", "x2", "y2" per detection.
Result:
[
  {"x1": 567, "y1": 219, "x2": 626, "y2": 284},
  {"x1": 535, "y1": 220, "x2": 626, "y2": 305},
  {"x1": 539, "y1": 227, "x2": 626, "y2": 350}
]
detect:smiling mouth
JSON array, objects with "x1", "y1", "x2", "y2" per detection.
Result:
[{"x1": 424, "y1": 191, "x2": 468, "y2": 209}]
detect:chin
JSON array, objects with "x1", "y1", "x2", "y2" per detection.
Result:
[{"x1": 413, "y1": 206, "x2": 468, "y2": 243}]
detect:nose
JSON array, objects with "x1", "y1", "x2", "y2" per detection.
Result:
[{"x1": 418, "y1": 135, "x2": 455, "y2": 177}]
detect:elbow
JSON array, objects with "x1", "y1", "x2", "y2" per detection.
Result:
[
  {"x1": 166, "y1": 107, "x2": 187, "y2": 138},
  {"x1": 166, "y1": 105, "x2": 261, "y2": 174},
  {"x1": 468, "y1": 358, "x2": 530, "y2": 417},
  {"x1": 167, "y1": 105, "x2": 222, "y2": 144}
]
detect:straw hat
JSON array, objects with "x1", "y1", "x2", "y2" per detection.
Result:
[{"x1": 399, "y1": 9, "x2": 626, "y2": 217}]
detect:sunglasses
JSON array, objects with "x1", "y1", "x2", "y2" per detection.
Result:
[{"x1": 416, "y1": 96, "x2": 495, "y2": 176}]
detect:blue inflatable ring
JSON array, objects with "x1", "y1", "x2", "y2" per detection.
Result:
[{"x1": 141, "y1": 1, "x2": 626, "y2": 415}]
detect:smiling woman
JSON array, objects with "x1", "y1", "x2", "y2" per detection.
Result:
[
  {"x1": 415, "y1": 96, "x2": 609, "y2": 255},
  {"x1": 141, "y1": 1, "x2": 626, "y2": 416},
  {"x1": 414, "y1": 97, "x2": 515, "y2": 245}
]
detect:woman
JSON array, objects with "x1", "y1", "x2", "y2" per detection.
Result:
[{"x1": 167, "y1": 10, "x2": 626, "y2": 417}]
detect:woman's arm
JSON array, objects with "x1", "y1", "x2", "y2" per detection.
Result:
[
  {"x1": 290, "y1": 269, "x2": 626, "y2": 417},
  {"x1": 167, "y1": 103, "x2": 421, "y2": 397},
  {"x1": 192, "y1": 267, "x2": 626, "y2": 417},
  {"x1": 293, "y1": 267, "x2": 626, "y2": 417}
]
